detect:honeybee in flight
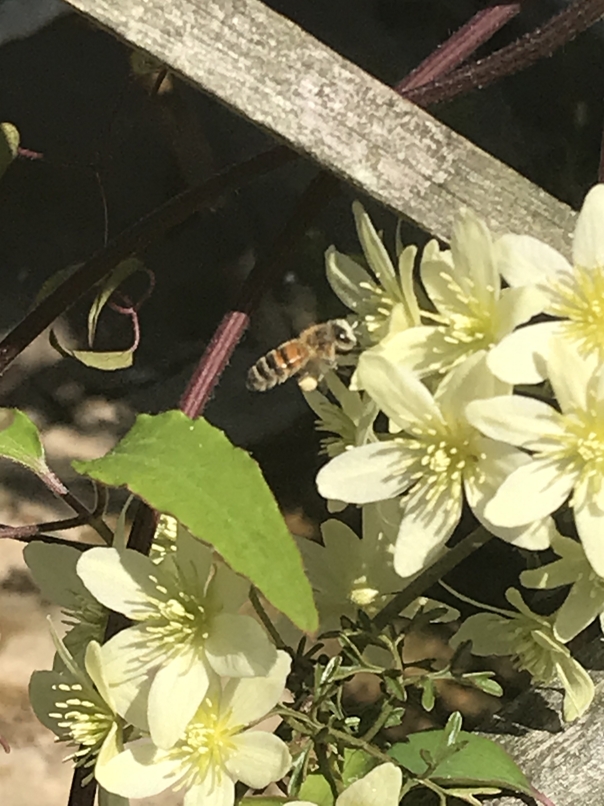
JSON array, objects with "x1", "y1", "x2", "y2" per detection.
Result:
[{"x1": 246, "y1": 319, "x2": 357, "y2": 392}]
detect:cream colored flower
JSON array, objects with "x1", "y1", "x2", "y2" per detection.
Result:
[
  {"x1": 467, "y1": 337, "x2": 604, "y2": 577},
  {"x1": 317, "y1": 352, "x2": 552, "y2": 578},
  {"x1": 97, "y1": 652, "x2": 292, "y2": 806},
  {"x1": 371, "y1": 210, "x2": 543, "y2": 380},
  {"x1": 77, "y1": 530, "x2": 276, "y2": 749},
  {"x1": 326, "y1": 202, "x2": 421, "y2": 346},
  {"x1": 488, "y1": 184, "x2": 604, "y2": 383},
  {"x1": 451, "y1": 589, "x2": 593, "y2": 722}
]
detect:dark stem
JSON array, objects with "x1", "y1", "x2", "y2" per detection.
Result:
[
  {"x1": 395, "y1": 2, "x2": 522, "y2": 93},
  {"x1": 372, "y1": 527, "x2": 493, "y2": 630},
  {"x1": 0, "y1": 146, "x2": 297, "y2": 376},
  {"x1": 403, "y1": 0, "x2": 604, "y2": 108}
]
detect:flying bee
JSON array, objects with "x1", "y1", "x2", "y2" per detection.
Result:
[{"x1": 246, "y1": 319, "x2": 357, "y2": 392}]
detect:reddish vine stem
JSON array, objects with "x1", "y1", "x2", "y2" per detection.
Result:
[
  {"x1": 0, "y1": 146, "x2": 297, "y2": 377},
  {"x1": 395, "y1": 2, "x2": 522, "y2": 93},
  {"x1": 402, "y1": 0, "x2": 604, "y2": 107}
]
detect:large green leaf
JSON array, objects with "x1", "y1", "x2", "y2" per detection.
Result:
[
  {"x1": 0, "y1": 122, "x2": 19, "y2": 181},
  {"x1": 73, "y1": 411, "x2": 318, "y2": 632},
  {"x1": 389, "y1": 731, "x2": 532, "y2": 795},
  {"x1": 0, "y1": 409, "x2": 47, "y2": 475}
]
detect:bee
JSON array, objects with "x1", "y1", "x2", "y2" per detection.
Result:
[{"x1": 246, "y1": 319, "x2": 357, "y2": 392}]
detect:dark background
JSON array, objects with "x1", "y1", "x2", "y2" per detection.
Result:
[{"x1": 0, "y1": 0, "x2": 602, "y2": 543}]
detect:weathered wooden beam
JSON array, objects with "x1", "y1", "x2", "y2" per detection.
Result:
[{"x1": 65, "y1": 0, "x2": 577, "y2": 256}]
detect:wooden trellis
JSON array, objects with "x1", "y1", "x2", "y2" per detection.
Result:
[{"x1": 61, "y1": 1, "x2": 600, "y2": 803}]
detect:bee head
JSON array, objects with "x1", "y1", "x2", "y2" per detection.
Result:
[{"x1": 331, "y1": 320, "x2": 357, "y2": 352}]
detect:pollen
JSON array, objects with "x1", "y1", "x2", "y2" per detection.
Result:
[
  {"x1": 556, "y1": 409, "x2": 604, "y2": 499},
  {"x1": 548, "y1": 263, "x2": 604, "y2": 358},
  {"x1": 174, "y1": 705, "x2": 237, "y2": 783}
]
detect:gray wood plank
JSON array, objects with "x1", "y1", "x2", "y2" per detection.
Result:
[{"x1": 64, "y1": 0, "x2": 577, "y2": 255}]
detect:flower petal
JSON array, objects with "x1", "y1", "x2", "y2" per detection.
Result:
[
  {"x1": 337, "y1": 763, "x2": 402, "y2": 806},
  {"x1": 356, "y1": 351, "x2": 443, "y2": 429},
  {"x1": 574, "y1": 482, "x2": 604, "y2": 577},
  {"x1": 572, "y1": 184, "x2": 604, "y2": 268},
  {"x1": 77, "y1": 547, "x2": 159, "y2": 617},
  {"x1": 393, "y1": 484, "x2": 462, "y2": 577},
  {"x1": 553, "y1": 574, "x2": 604, "y2": 642},
  {"x1": 222, "y1": 650, "x2": 291, "y2": 727},
  {"x1": 487, "y1": 320, "x2": 560, "y2": 384},
  {"x1": 316, "y1": 443, "x2": 409, "y2": 504},
  {"x1": 96, "y1": 740, "x2": 181, "y2": 798},
  {"x1": 494, "y1": 285, "x2": 547, "y2": 340},
  {"x1": 148, "y1": 649, "x2": 210, "y2": 749},
  {"x1": 205, "y1": 613, "x2": 277, "y2": 677},
  {"x1": 226, "y1": 731, "x2": 291, "y2": 788},
  {"x1": 495, "y1": 233, "x2": 571, "y2": 287},
  {"x1": 484, "y1": 457, "x2": 576, "y2": 527},
  {"x1": 325, "y1": 246, "x2": 375, "y2": 313},
  {"x1": 99, "y1": 625, "x2": 153, "y2": 729},
  {"x1": 556, "y1": 655, "x2": 594, "y2": 722},
  {"x1": 449, "y1": 613, "x2": 513, "y2": 655},
  {"x1": 546, "y1": 336, "x2": 597, "y2": 414},
  {"x1": 184, "y1": 775, "x2": 235, "y2": 806},
  {"x1": 353, "y1": 202, "x2": 400, "y2": 300},
  {"x1": 466, "y1": 396, "x2": 563, "y2": 449}
]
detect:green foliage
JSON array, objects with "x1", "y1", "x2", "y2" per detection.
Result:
[
  {"x1": 0, "y1": 408, "x2": 47, "y2": 476},
  {"x1": 297, "y1": 749, "x2": 376, "y2": 806},
  {"x1": 50, "y1": 329, "x2": 134, "y2": 370},
  {"x1": 389, "y1": 727, "x2": 532, "y2": 796},
  {"x1": 0, "y1": 122, "x2": 19, "y2": 181},
  {"x1": 73, "y1": 411, "x2": 318, "y2": 632}
]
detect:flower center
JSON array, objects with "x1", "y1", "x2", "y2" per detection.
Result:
[
  {"x1": 431, "y1": 271, "x2": 497, "y2": 354},
  {"x1": 49, "y1": 681, "x2": 113, "y2": 772},
  {"x1": 403, "y1": 422, "x2": 481, "y2": 504},
  {"x1": 510, "y1": 622, "x2": 559, "y2": 684},
  {"x1": 141, "y1": 577, "x2": 210, "y2": 655},
  {"x1": 172, "y1": 702, "x2": 237, "y2": 787},
  {"x1": 547, "y1": 263, "x2": 604, "y2": 358},
  {"x1": 553, "y1": 409, "x2": 604, "y2": 500}
]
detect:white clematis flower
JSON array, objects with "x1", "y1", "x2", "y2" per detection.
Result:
[
  {"x1": 29, "y1": 640, "x2": 128, "y2": 786},
  {"x1": 450, "y1": 588, "x2": 594, "y2": 722},
  {"x1": 316, "y1": 352, "x2": 553, "y2": 578},
  {"x1": 371, "y1": 210, "x2": 543, "y2": 380},
  {"x1": 96, "y1": 651, "x2": 292, "y2": 806},
  {"x1": 77, "y1": 530, "x2": 277, "y2": 750},
  {"x1": 521, "y1": 532, "x2": 604, "y2": 642},
  {"x1": 290, "y1": 762, "x2": 403, "y2": 806},
  {"x1": 326, "y1": 202, "x2": 421, "y2": 346},
  {"x1": 467, "y1": 337, "x2": 604, "y2": 577},
  {"x1": 488, "y1": 183, "x2": 604, "y2": 383}
]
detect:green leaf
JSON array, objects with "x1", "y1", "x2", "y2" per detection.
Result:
[
  {"x1": 34, "y1": 264, "x2": 81, "y2": 306},
  {"x1": 389, "y1": 731, "x2": 532, "y2": 795},
  {"x1": 0, "y1": 122, "x2": 19, "y2": 181},
  {"x1": 50, "y1": 329, "x2": 134, "y2": 370},
  {"x1": 0, "y1": 409, "x2": 47, "y2": 475},
  {"x1": 73, "y1": 411, "x2": 318, "y2": 632},
  {"x1": 88, "y1": 258, "x2": 144, "y2": 346},
  {"x1": 296, "y1": 749, "x2": 375, "y2": 806},
  {"x1": 462, "y1": 671, "x2": 504, "y2": 697}
]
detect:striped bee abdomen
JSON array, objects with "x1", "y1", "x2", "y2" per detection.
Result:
[{"x1": 246, "y1": 340, "x2": 311, "y2": 391}]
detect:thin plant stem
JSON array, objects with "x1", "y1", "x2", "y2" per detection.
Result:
[
  {"x1": 404, "y1": 0, "x2": 604, "y2": 108},
  {"x1": 372, "y1": 527, "x2": 493, "y2": 630},
  {"x1": 0, "y1": 146, "x2": 297, "y2": 376},
  {"x1": 249, "y1": 587, "x2": 290, "y2": 652},
  {"x1": 396, "y1": 2, "x2": 522, "y2": 93}
]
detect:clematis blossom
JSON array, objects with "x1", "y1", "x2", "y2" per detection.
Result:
[
  {"x1": 488, "y1": 183, "x2": 604, "y2": 383},
  {"x1": 368, "y1": 209, "x2": 543, "y2": 381},
  {"x1": 96, "y1": 651, "x2": 292, "y2": 806},
  {"x1": 316, "y1": 352, "x2": 553, "y2": 578},
  {"x1": 290, "y1": 762, "x2": 403, "y2": 806},
  {"x1": 467, "y1": 337, "x2": 604, "y2": 578},
  {"x1": 77, "y1": 530, "x2": 276, "y2": 750}
]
